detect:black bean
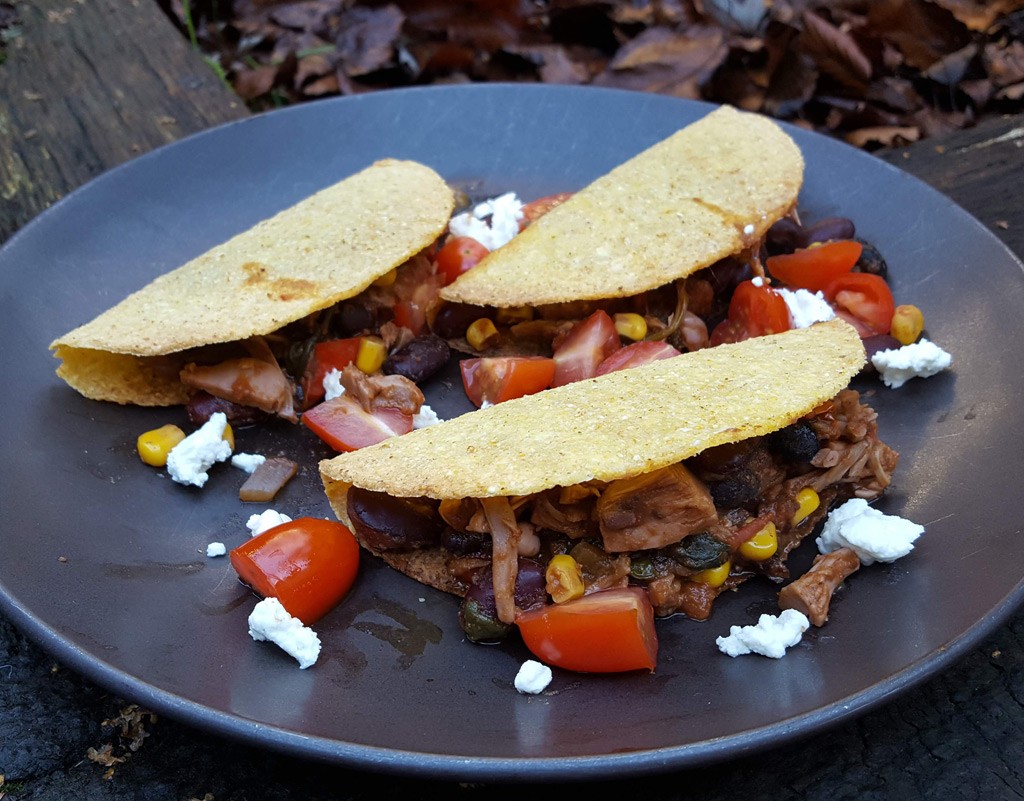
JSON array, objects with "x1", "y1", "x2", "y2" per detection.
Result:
[
  {"x1": 805, "y1": 216, "x2": 856, "y2": 245},
  {"x1": 457, "y1": 558, "x2": 547, "y2": 643},
  {"x1": 854, "y1": 239, "x2": 888, "y2": 278},
  {"x1": 861, "y1": 334, "x2": 902, "y2": 375},
  {"x1": 346, "y1": 487, "x2": 443, "y2": 551},
  {"x1": 430, "y1": 302, "x2": 494, "y2": 339},
  {"x1": 767, "y1": 423, "x2": 820, "y2": 463},
  {"x1": 766, "y1": 217, "x2": 807, "y2": 253},
  {"x1": 709, "y1": 467, "x2": 760, "y2": 509},
  {"x1": 383, "y1": 334, "x2": 451, "y2": 383},
  {"x1": 334, "y1": 301, "x2": 375, "y2": 336},
  {"x1": 441, "y1": 526, "x2": 490, "y2": 557},
  {"x1": 186, "y1": 391, "x2": 268, "y2": 428}
]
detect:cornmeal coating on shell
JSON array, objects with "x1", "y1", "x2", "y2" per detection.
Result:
[
  {"x1": 439, "y1": 105, "x2": 804, "y2": 308},
  {"x1": 320, "y1": 319, "x2": 864, "y2": 505},
  {"x1": 50, "y1": 159, "x2": 454, "y2": 405}
]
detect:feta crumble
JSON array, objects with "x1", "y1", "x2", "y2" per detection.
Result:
[
  {"x1": 166, "y1": 412, "x2": 232, "y2": 487},
  {"x1": 206, "y1": 542, "x2": 227, "y2": 557},
  {"x1": 777, "y1": 287, "x2": 836, "y2": 328},
  {"x1": 231, "y1": 453, "x2": 266, "y2": 474},
  {"x1": 247, "y1": 597, "x2": 321, "y2": 669},
  {"x1": 816, "y1": 498, "x2": 924, "y2": 566},
  {"x1": 514, "y1": 660, "x2": 553, "y2": 694},
  {"x1": 246, "y1": 509, "x2": 292, "y2": 537},
  {"x1": 448, "y1": 192, "x2": 523, "y2": 251},
  {"x1": 871, "y1": 338, "x2": 953, "y2": 389},
  {"x1": 716, "y1": 609, "x2": 810, "y2": 658},
  {"x1": 323, "y1": 368, "x2": 345, "y2": 401},
  {"x1": 413, "y1": 404, "x2": 442, "y2": 429}
]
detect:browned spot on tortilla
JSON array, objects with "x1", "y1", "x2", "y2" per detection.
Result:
[
  {"x1": 268, "y1": 277, "x2": 318, "y2": 301},
  {"x1": 242, "y1": 261, "x2": 269, "y2": 284}
]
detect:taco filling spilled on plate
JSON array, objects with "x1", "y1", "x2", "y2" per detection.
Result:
[{"x1": 320, "y1": 320, "x2": 897, "y2": 671}]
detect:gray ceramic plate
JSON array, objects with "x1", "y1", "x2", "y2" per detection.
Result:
[{"x1": 1, "y1": 85, "x2": 1022, "y2": 782}]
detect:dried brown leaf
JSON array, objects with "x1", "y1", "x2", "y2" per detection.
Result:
[
  {"x1": 866, "y1": 0, "x2": 970, "y2": 71},
  {"x1": 799, "y1": 10, "x2": 871, "y2": 91},
  {"x1": 929, "y1": 0, "x2": 1024, "y2": 32},
  {"x1": 985, "y1": 40, "x2": 1024, "y2": 87},
  {"x1": 594, "y1": 25, "x2": 728, "y2": 97},
  {"x1": 845, "y1": 125, "x2": 920, "y2": 148},
  {"x1": 233, "y1": 64, "x2": 280, "y2": 100},
  {"x1": 336, "y1": 3, "x2": 404, "y2": 77}
]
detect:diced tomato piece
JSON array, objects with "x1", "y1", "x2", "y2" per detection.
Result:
[
  {"x1": 460, "y1": 356, "x2": 556, "y2": 407},
  {"x1": 436, "y1": 236, "x2": 489, "y2": 285},
  {"x1": 393, "y1": 271, "x2": 445, "y2": 336},
  {"x1": 519, "y1": 192, "x2": 574, "y2": 229},
  {"x1": 824, "y1": 272, "x2": 895, "y2": 337},
  {"x1": 515, "y1": 587, "x2": 658, "y2": 673},
  {"x1": 301, "y1": 338, "x2": 362, "y2": 409},
  {"x1": 708, "y1": 317, "x2": 748, "y2": 347},
  {"x1": 729, "y1": 280, "x2": 792, "y2": 337},
  {"x1": 766, "y1": 241, "x2": 862, "y2": 292},
  {"x1": 229, "y1": 517, "x2": 360, "y2": 625},
  {"x1": 595, "y1": 340, "x2": 681, "y2": 376},
  {"x1": 302, "y1": 395, "x2": 413, "y2": 452},
  {"x1": 551, "y1": 310, "x2": 621, "y2": 387}
]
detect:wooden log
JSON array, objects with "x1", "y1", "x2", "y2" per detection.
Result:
[{"x1": 0, "y1": 0, "x2": 249, "y2": 242}]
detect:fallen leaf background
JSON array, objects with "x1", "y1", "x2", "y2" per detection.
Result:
[{"x1": 160, "y1": 0, "x2": 1024, "y2": 149}]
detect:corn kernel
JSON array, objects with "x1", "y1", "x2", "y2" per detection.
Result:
[
  {"x1": 222, "y1": 422, "x2": 235, "y2": 452},
  {"x1": 546, "y1": 554, "x2": 585, "y2": 603},
  {"x1": 137, "y1": 424, "x2": 185, "y2": 467},
  {"x1": 693, "y1": 560, "x2": 731, "y2": 588},
  {"x1": 495, "y1": 305, "x2": 534, "y2": 326},
  {"x1": 614, "y1": 312, "x2": 648, "y2": 341},
  {"x1": 891, "y1": 304, "x2": 924, "y2": 346},
  {"x1": 372, "y1": 268, "x2": 397, "y2": 287},
  {"x1": 792, "y1": 487, "x2": 820, "y2": 525},
  {"x1": 466, "y1": 318, "x2": 499, "y2": 351},
  {"x1": 738, "y1": 522, "x2": 778, "y2": 561},
  {"x1": 355, "y1": 336, "x2": 387, "y2": 373}
]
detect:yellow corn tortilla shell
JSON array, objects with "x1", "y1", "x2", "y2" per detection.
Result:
[
  {"x1": 50, "y1": 159, "x2": 455, "y2": 405},
  {"x1": 439, "y1": 105, "x2": 803, "y2": 308},
  {"x1": 320, "y1": 320, "x2": 865, "y2": 512}
]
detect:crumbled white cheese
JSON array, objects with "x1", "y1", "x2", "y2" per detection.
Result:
[
  {"x1": 743, "y1": 223, "x2": 755, "y2": 235},
  {"x1": 514, "y1": 660, "x2": 553, "y2": 694},
  {"x1": 246, "y1": 509, "x2": 292, "y2": 537},
  {"x1": 479, "y1": 400, "x2": 494, "y2": 409},
  {"x1": 231, "y1": 453, "x2": 266, "y2": 474},
  {"x1": 412, "y1": 404, "x2": 442, "y2": 429},
  {"x1": 751, "y1": 275, "x2": 765, "y2": 287},
  {"x1": 323, "y1": 368, "x2": 345, "y2": 401},
  {"x1": 247, "y1": 597, "x2": 321, "y2": 669},
  {"x1": 816, "y1": 498, "x2": 923, "y2": 566},
  {"x1": 777, "y1": 287, "x2": 836, "y2": 328},
  {"x1": 206, "y1": 542, "x2": 227, "y2": 557},
  {"x1": 166, "y1": 412, "x2": 232, "y2": 487},
  {"x1": 716, "y1": 609, "x2": 810, "y2": 658},
  {"x1": 871, "y1": 339, "x2": 953, "y2": 389},
  {"x1": 448, "y1": 192, "x2": 523, "y2": 250}
]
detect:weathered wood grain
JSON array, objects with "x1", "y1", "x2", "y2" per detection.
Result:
[{"x1": 0, "y1": 0, "x2": 249, "y2": 242}]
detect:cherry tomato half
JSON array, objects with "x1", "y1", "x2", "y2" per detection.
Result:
[
  {"x1": 716, "y1": 280, "x2": 793, "y2": 347},
  {"x1": 300, "y1": 338, "x2": 362, "y2": 409},
  {"x1": 460, "y1": 356, "x2": 556, "y2": 407},
  {"x1": 594, "y1": 340, "x2": 681, "y2": 376},
  {"x1": 435, "y1": 236, "x2": 490, "y2": 285},
  {"x1": 551, "y1": 310, "x2": 621, "y2": 387},
  {"x1": 302, "y1": 395, "x2": 413, "y2": 452},
  {"x1": 519, "y1": 192, "x2": 574, "y2": 229},
  {"x1": 824, "y1": 272, "x2": 895, "y2": 337},
  {"x1": 765, "y1": 240, "x2": 862, "y2": 292},
  {"x1": 515, "y1": 587, "x2": 658, "y2": 673},
  {"x1": 230, "y1": 517, "x2": 360, "y2": 625}
]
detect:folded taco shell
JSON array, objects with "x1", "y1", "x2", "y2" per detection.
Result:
[
  {"x1": 50, "y1": 159, "x2": 455, "y2": 405},
  {"x1": 439, "y1": 105, "x2": 804, "y2": 308}
]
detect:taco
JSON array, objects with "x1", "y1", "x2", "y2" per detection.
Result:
[
  {"x1": 50, "y1": 159, "x2": 455, "y2": 421},
  {"x1": 320, "y1": 319, "x2": 898, "y2": 635},
  {"x1": 430, "y1": 105, "x2": 804, "y2": 361}
]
